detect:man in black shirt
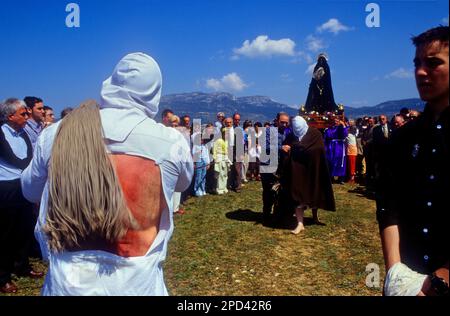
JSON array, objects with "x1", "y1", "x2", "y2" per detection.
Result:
[{"x1": 378, "y1": 26, "x2": 449, "y2": 296}]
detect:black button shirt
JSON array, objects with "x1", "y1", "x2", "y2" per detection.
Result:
[{"x1": 377, "y1": 105, "x2": 450, "y2": 274}]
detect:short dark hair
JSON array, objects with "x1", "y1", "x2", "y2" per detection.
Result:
[
  {"x1": 43, "y1": 106, "x2": 53, "y2": 112},
  {"x1": 61, "y1": 107, "x2": 73, "y2": 119},
  {"x1": 181, "y1": 114, "x2": 191, "y2": 120},
  {"x1": 161, "y1": 109, "x2": 173, "y2": 118},
  {"x1": 243, "y1": 120, "x2": 252, "y2": 129},
  {"x1": 412, "y1": 26, "x2": 449, "y2": 48},
  {"x1": 24, "y1": 96, "x2": 43, "y2": 109},
  {"x1": 400, "y1": 107, "x2": 410, "y2": 115}
]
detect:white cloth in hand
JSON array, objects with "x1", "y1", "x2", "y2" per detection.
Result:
[{"x1": 384, "y1": 262, "x2": 427, "y2": 296}]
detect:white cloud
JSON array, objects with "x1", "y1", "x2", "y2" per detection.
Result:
[
  {"x1": 305, "y1": 35, "x2": 327, "y2": 52},
  {"x1": 305, "y1": 63, "x2": 316, "y2": 75},
  {"x1": 317, "y1": 18, "x2": 352, "y2": 35},
  {"x1": 206, "y1": 73, "x2": 248, "y2": 92},
  {"x1": 443, "y1": 16, "x2": 449, "y2": 25},
  {"x1": 233, "y1": 35, "x2": 296, "y2": 59},
  {"x1": 222, "y1": 73, "x2": 248, "y2": 91},
  {"x1": 385, "y1": 68, "x2": 414, "y2": 79},
  {"x1": 206, "y1": 78, "x2": 223, "y2": 91}
]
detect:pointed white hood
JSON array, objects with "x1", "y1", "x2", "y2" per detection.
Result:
[{"x1": 100, "y1": 52, "x2": 162, "y2": 142}]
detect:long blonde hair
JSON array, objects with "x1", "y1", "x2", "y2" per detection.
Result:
[{"x1": 44, "y1": 100, "x2": 135, "y2": 253}]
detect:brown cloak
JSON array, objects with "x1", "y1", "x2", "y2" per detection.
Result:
[{"x1": 286, "y1": 127, "x2": 336, "y2": 212}]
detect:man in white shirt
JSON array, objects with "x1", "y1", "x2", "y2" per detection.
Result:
[
  {"x1": 21, "y1": 53, "x2": 193, "y2": 296},
  {"x1": 228, "y1": 113, "x2": 244, "y2": 192}
]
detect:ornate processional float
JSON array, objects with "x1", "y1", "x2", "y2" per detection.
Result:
[{"x1": 299, "y1": 53, "x2": 345, "y2": 130}]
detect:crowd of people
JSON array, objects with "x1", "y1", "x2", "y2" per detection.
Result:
[
  {"x1": 0, "y1": 97, "x2": 74, "y2": 293},
  {"x1": 0, "y1": 26, "x2": 447, "y2": 296},
  {"x1": 155, "y1": 106, "x2": 428, "y2": 230}
]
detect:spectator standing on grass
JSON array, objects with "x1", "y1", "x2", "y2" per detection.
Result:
[
  {"x1": 247, "y1": 122, "x2": 262, "y2": 181},
  {"x1": 242, "y1": 120, "x2": 252, "y2": 184},
  {"x1": 355, "y1": 118, "x2": 366, "y2": 183},
  {"x1": 192, "y1": 130, "x2": 210, "y2": 197},
  {"x1": 0, "y1": 98, "x2": 44, "y2": 294},
  {"x1": 345, "y1": 125, "x2": 358, "y2": 184},
  {"x1": 204, "y1": 123, "x2": 217, "y2": 194},
  {"x1": 171, "y1": 115, "x2": 191, "y2": 215},
  {"x1": 361, "y1": 117, "x2": 375, "y2": 190},
  {"x1": 213, "y1": 127, "x2": 231, "y2": 195},
  {"x1": 228, "y1": 113, "x2": 244, "y2": 193},
  {"x1": 260, "y1": 112, "x2": 291, "y2": 226}
]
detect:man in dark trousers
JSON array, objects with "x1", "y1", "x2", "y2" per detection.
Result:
[
  {"x1": 229, "y1": 113, "x2": 244, "y2": 192},
  {"x1": 378, "y1": 26, "x2": 449, "y2": 296},
  {"x1": 372, "y1": 114, "x2": 392, "y2": 185},
  {"x1": 260, "y1": 112, "x2": 292, "y2": 226},
  {"x1": 0, "y1": 98, "x2": 43, "y2": 293}
]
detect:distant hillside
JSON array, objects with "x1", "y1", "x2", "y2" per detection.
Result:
[
  {"x1": 159, "y1": 92, "x2": 297, "y2": 123},
  {"x1": 159, "y1": 92, "x2": 425, "y2": 123},
  {"x1": 345, "y1": 98, "x2": 425, "y2": 118}
]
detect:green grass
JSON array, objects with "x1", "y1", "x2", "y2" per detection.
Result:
[
  {"x1": 1, "y1": 181, "x2": 384, "y2": 296},
  {"x1": 166, "y1": 181, "x2": 384, "y2": 296}
]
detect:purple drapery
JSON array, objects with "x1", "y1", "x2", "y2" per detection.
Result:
[{"x1": 324, "y1": 126, "x2": 348, "y2": 177}]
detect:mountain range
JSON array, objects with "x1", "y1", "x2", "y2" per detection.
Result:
[{"x1": 159, "y1": 92, "x2": 425, "y2": 123}]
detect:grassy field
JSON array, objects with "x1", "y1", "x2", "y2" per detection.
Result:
[{"x1": 1, "y1": 181, "x2": 384, "y2": 296}]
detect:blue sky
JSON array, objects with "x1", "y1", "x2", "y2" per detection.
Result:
[{"x1": 0, "y1": 0, "x2": 448, "y2": 116}]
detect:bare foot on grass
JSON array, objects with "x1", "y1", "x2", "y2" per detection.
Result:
[{"x1": 291, "y1": 224, "x2": 305, "y2": 235}]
